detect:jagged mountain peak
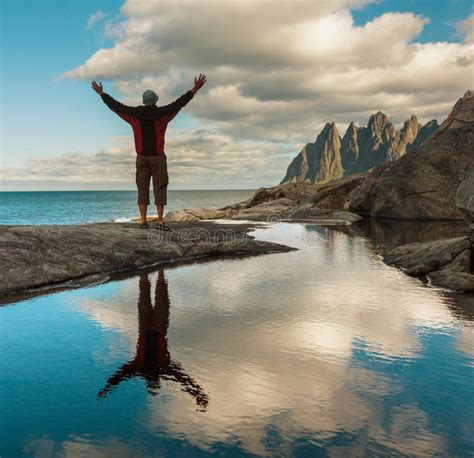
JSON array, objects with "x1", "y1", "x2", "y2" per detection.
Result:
[
  {"x1": 282, "y1": 111, "x2": 442, "y2": 185},
  {"x1": 321, "y1": 121, "x2": 337, "y2": 131},
  {"x1": 424, "y1": 119, "x2": 438, "y2": 128},
  {"x1": 346, "y1": 121, "x2": 357, "y2": 131},
  {"x1": 318, "y1": 121, "x2": 340, "y2": 141},
  {"x1": 444, "y1": 89, "x2": 474, "y2": 126},
  {"x1": 367, "y1": 111, "x2": 390, "y2": 131},
  {"x1": 371, "y1": 110, "x2": 388, "y2": 120}
]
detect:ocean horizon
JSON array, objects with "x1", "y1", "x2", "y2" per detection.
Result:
[{"x1": 0, "y1": 190, "x2": 256, "y2": 225}]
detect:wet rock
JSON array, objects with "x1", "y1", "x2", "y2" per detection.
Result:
[
  {"x1": 383, "y1": 236, "x2": 474, "y2": 291},
  {"x1": 383, "y1": 236, "x2": 470, "y2": 276},
  {"x1": 0, "y1": 221, "x2": 293, "y2": 296}
]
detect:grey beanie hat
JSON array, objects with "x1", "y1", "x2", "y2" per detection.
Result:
[{"x1": 143, "y1": 89, "x2": 159, "y2": 105}]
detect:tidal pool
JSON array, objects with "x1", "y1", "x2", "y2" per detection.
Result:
[{"x1": 1, "y1": 223, "x2": 473, "y2": 457}]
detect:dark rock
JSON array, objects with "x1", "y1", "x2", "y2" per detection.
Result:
[
  {"x1": 456, "y1": 163, "x2": 474, "y2": 228},
  {"x1": 383, "y1": 236, "x2": 470, "y2": 276},
  {"x1": 382, "y1": 236, "x2": 474, "y2": 291},
  {"x1": 311, "y1": 173, "x2": 369, "y2": 209}
]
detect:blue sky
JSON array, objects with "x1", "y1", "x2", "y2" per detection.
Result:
[{"x1": 1, "y1": 0, "x2": 473, "y2": 190}]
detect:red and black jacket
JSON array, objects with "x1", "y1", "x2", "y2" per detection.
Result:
[{"x1": 101, "y1": 90, "x2": 194, "y2": 155}]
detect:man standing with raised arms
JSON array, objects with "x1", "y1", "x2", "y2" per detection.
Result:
[{"x1": 92, "y1": 74, "x2": 207, "y2": 230}]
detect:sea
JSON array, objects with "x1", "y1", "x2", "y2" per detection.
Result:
[
  {"x1": 1, "y1": 191, "x2": 473, "y2": 456},
  {"x1": 0, "y1": 190, "x2": 255, "y2": 225}
]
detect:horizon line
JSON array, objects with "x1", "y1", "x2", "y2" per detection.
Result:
[{"x1": 0, "y1": 188, "x2": 258, "y2": 193}]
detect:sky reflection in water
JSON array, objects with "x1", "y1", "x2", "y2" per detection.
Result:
[{"x1": 1, "y1": 223, "x2": 473, "y2": 457}]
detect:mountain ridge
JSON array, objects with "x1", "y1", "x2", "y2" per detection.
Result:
[{"x1": 281, "y1": 113, "x2": 439, "y2": 184}]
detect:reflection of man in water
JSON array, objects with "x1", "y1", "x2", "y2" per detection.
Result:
[{"x1": 98, "y1": 270, "x2": 209, "y2": 410}]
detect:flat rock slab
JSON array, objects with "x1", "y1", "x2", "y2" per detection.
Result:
[
  {"x1": 383, "y1": 236, "x2": 474, "y2": 291},
  {"x1": 232, "y1": 201, "x2": 361, "y2": 225},
  {"x1": 0, "y1": 221, "x2": 294, "y2": 296}
]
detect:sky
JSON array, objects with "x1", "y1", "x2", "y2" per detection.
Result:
[{"x1": 1, "y1": 0, "x2": 473, "y2": 191}]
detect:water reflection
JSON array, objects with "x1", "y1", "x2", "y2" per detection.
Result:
[
  {"x1": 336, "y1": 217, "x2": 470, "y2": 251},
  {"x1": 1, "y1": 223, "x2": 473, "y2": 457},
  {"x1": 98, "y1": 270, "x2": 209, "y2": 410}
]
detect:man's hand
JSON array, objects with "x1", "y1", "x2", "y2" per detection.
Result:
[
  {"x1": 91, "y1": 80, "x2": 104, "y2": 96},
  {"x1": 191, "y1": 73, "x2": 207, "y2": 94}
]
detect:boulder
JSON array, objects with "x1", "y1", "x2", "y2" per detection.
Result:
[
  {"x1": 383, "y1": 236, "x2": 470, "y2": 276},
  {"x1": 383, "y1": 236, "x2": 474, "y2": 291}
]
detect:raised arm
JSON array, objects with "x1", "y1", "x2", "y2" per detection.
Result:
[
  {"x1": 158, "y1": 73, "x2": 207, "y2": 118},
  {"x1": 97, "y1": 360, "x2": 138, "y2": 398},
  {"x1": 91, "y1": 80, "x2": 139, "y2": 122}
]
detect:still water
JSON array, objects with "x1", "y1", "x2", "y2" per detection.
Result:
[{"x1": 1, "y1": 223, "x2": 473, "y2": 457}]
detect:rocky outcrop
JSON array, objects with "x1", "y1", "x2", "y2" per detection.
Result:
[
  {"x1": 281, "y1": 112, "x2": 439, "y2": 184},
  {"x1": 0, "y1": 221, "x2": 293, "y2": 296},
  {"x1": 346, "y1": 90, "x2": 474, "y2": 220},
  {"x1": 219, "y1": 178, "x2": 363, "y2": 224},
  {"x1": 456, "y1": 163, "x2": 474, "y2": 228},
  {"x1": 383, "y1": 236, "x2": 474, "y2": 292}
]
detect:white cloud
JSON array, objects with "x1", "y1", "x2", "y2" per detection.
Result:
[
  {"x1": 456, "y1": 13, "x2": 474, "y2": 43},
  {"x1": 0, "y1": 131, "x2": 296, "y2": 190},
  {"x1": 86, "y1": 10, "x2": 107, "y2": 30},
  {"x1": 63, "y1": 0, "x2": 472, "y2": 147}
]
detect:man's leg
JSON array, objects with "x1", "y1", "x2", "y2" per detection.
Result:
[
  {"x1": 156, "y1": 205, "x2": 164, "y2": 224},
  {"x1": 136, "y1": 156, "x2": 151, "y2": 225},
  {"x1": 139, "y1": 205, "x2": 148, "y2": 224},
  {"x1": 151, "y1": 154, "x2": 169, "y2": 225}
]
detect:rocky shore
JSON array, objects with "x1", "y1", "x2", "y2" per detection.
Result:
[
  {"x1": 162, "y1": 91, "x2": 474, "y2": 292},
  {"x1": 0, "y1": 221, "x2": 294, "y2": 297}
]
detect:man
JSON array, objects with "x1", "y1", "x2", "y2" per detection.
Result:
[{"x1": 91, "y1": 74, "x2": 207, "y2": 230}]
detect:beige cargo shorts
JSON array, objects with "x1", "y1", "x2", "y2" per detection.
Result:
[{"x1": 135, "y1": 154, "x2": 169, "y2": 205}]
